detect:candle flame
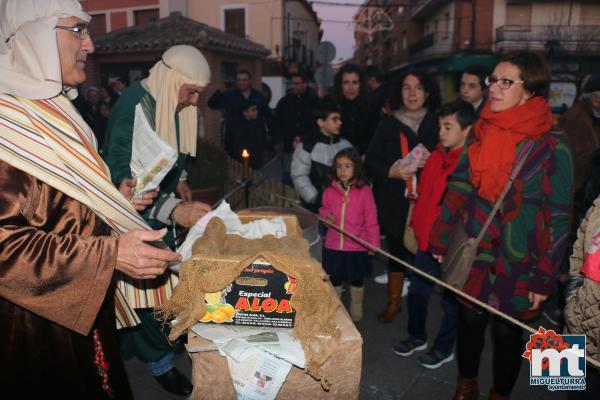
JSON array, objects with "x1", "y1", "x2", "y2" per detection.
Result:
[{"x1": 242, "y1": 149, "x2": 250, "y2": 158}]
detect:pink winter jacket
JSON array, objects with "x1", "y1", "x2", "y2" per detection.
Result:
[{"x1": 319, "y1": 180, "x2": 381, "y2": 252}]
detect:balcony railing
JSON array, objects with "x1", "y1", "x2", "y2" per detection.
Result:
[
  {"x1": 495, "y1": 25, "x2": 600, "y2": 54},
  {"x1": 408, "y1": 31, "x2": 455, "y2": 59}
]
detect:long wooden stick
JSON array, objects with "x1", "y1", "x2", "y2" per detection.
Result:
[{"x1": 267, "y1": 192, "x2": 600, "y2": 370}]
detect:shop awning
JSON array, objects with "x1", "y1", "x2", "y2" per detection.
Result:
[{"x1": 436, "y1": 54, "x2": 499, "y2": 73}]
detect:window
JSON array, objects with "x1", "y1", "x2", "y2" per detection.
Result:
[
  {"x1": 581, "y1": 4, "x2": 600, "y2": 25},
  {"x1": 134, "y1": 9, "x2": 159, "y2": 26},
  {"x1": 224, "y1": 8, "x2": 246, "y2": 38},
  {"x1": 221, "y1": 62, "x2": 238, "y2": 85},
  {"x1": 506, "y1": 4, "x2": 532, "y2": 26},
  {"x1": 89, "y1": 13, "x2": 106, "y2": 36},
  {"x1": 443, "y1": 12, "x2": 450, "y2": 39}
]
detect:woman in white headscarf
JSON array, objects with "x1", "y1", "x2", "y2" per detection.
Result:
[{"x1": 0, "y1": 1, "x2": 182, "y2": 398}]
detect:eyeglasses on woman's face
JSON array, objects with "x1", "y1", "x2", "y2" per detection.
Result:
[
  {"x1": 484, "y1": 76, "x2": 524, "y2": 90},
  {"x1": 55, "y1": 24, "x2": 90, "y2": 40}
]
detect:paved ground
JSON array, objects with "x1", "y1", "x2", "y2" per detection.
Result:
[
  {"x1": 124, "y1": 238, "x2": 568, "y2": 399},
  {"x1": 355, "y1": 252, "x2": 566, "y2": 400}
]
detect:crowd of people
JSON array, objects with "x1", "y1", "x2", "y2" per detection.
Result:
[
  {"x1": 72, "y1": 80, "x2": 125, "y2": 154},
  {"x1": 277, "y1": 54, "x2": 599, "y2": 400},
  {"x1": 1, "y1": 1, "x2": 600, "y2": 399}
]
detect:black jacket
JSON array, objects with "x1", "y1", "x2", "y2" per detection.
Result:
[
  {"x1": 207, "y1": 88, "x2": 273, "y2": 154},
  {"x1": 366, "y1": 84, "x2": 388, "y2": 140},
  {"x1": 366, "y1": 110, "x2": 439, "y2": 237},
  {"x1": 230, "y1": 118, "x2": 267, "y2": 169},
  {"x1": 339, "y1": 97, "x2": 371, "y2": 155},
  {"x1": 274, "y1": 90, "x2": 318, "y2": 152}
]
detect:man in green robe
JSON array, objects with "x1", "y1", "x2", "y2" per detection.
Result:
[{"x1": 104, "y1": 45, "x2": 212, "y2": 396}]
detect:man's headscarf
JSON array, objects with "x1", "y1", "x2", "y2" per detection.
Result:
[
  {"x1": 146, "y1": 45, "x2": 211, "y2": 157},
  {"x1": 0, "y1": 0, "x2": 90, "y2": 100}
]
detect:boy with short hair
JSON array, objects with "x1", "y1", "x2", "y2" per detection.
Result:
[
  {"x1": 394, "y1": 100, "x2": 476, "y2": 369},
  {"x1": 291, "y1": 99, "x2": 353, "y2": 211}
]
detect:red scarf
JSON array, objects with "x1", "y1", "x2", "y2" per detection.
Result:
[
  {"x1": 468, "y1": 97, "x2": 553, "y2": 202},
  {"x1": 411, "y1": 144, "x2": 463, "y2": 251}
]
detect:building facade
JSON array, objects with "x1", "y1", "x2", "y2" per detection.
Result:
[
  {"x1": 188, "y1": 0, "x2": 321, "y2": 107},
  {"x1": 353, "y1": 0, "x2": 600, "y2": 105},
  {"x1": 353, "y1": 0, "x2": 413, "y2": 74}
]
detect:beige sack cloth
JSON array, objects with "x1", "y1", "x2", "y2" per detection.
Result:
[{"x1": 159, "y1": 217, "x2": 341, "y2": 389}]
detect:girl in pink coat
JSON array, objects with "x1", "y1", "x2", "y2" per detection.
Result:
[{"x1": 319, "y1": 148, "x2": 381, "y2": 321}]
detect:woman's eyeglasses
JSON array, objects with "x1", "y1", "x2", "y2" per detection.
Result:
[
  {"x1": 55, "y1": 24, "x2": 90, "y2": 40},
  {"x1": 485, "y1": 76, "x2": 524, "y2": 90}
]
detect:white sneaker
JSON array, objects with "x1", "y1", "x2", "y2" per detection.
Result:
[
  {"x1": 401, "y1": 279, "x2": 410, "y2": 297},
  {"x1": 374, "y1": 272, "x2": 388, "y2": 284}
]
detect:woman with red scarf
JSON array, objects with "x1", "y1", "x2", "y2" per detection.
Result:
[{"x1": 429, "y1": 52, "x2": 573, "y2": 399}]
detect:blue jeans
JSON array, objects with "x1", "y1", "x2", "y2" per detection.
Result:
[
  {"x1": 145, "y1": 351, "x2": 174, "y2": 377},
  {"x1": 407, "y1": 250, "x2": 459, "y2": 355}
]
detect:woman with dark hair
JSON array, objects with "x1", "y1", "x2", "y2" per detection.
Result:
[
  {"x1": 429, "y1": 52, "x2": 573, "y2": 399},
  {"x1": 366, "y1": 70, "x2": 440, "y2": 322},
  {"x1": 332, "y1": 64, "x2": 371, "y2": 154}
]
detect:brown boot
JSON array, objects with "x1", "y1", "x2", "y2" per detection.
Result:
[
  {"x1": 488, "y1": 389, "x2": 509, "y2": 400},
  {"x1": 377, "y1": 271, "x2": 404, "y2": 322},
  {"x1": 452, "y1": 377, "x2": 478, "y2": 400},
  {"x1": 349, "y1": 286, "x2": 364, "y2": 321}
]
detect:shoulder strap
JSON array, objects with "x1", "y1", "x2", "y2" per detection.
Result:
[
  {"x1": 400, "y1": 132, "x2": 409, "y2": 157},
  {"x1": 475, "y1": 139, "x2": 535, "y2": 242},
  {"x1": 399, "y1": 131, "x2": 417, "y2": 200}
]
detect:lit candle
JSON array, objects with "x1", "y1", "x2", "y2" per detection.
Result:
[{"x1": 242, "y1": 149, "x2": 250, "y2": 179}]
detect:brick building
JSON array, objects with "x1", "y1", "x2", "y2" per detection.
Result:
[
  {"x1": 189, "y1": 0, "x2": 322, "y2": 107},
  {"x1": 89, "y1": 12, "x2": 269, "y2": 142},
  {"x1": 353, "y1": 0, "x2": 600, "y2": 105}
]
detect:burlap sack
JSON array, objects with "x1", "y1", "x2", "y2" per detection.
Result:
[{"x1": 159, "y1": 217, "x2": 341, "y2": 389}]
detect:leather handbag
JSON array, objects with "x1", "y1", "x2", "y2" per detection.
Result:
[
  {"x1": 398, "y1": 132, "x2": 419, "y2": 254},
  {"x1": 441, "y1": 140, "x2": 534, "y2": 289},
  {"x1": 403, "y1": 200, "x2": 418, "y2": 254}
]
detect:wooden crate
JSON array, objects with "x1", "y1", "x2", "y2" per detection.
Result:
[{"x1": 186, "y1": 285, "x2": 362, "y2": 400}]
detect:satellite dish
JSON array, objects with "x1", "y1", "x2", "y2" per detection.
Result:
[
  {"x1": 315, "y1": 41, "x2": 336, "y2": 65},
  {"x1": 314, "y1": 66, "x2": 335, "y2": 88}
]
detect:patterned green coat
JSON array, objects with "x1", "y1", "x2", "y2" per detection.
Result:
[{"x1": 429, "y1": 130, "x2": 573, "y2": 320}]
